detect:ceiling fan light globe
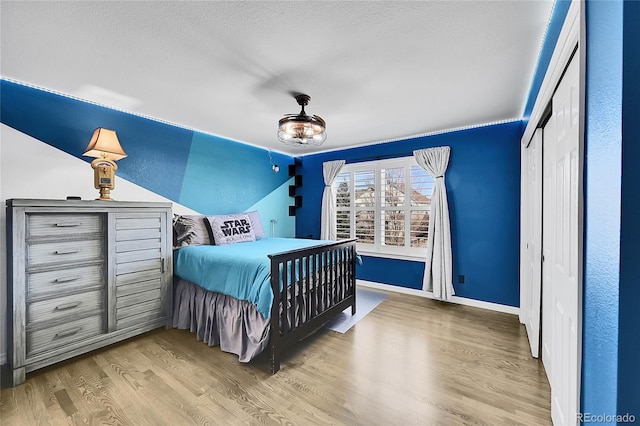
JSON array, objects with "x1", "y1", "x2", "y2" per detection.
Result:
[{"x1": 277, "y1": 130, "x2": 293, "y2": 140}]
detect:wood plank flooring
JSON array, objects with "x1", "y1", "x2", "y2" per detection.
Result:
[{"x1": 1, "y1": 290, "x2": 551, "y2": 425}]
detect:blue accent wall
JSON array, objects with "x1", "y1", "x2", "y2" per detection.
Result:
[
  {"x1": 582, "y1": 0, "x2": 623, "y2": 418},
  {"x1": 0, "y1": 79, "x2": 294, "y2": 230},
  {"x1": 618, "y1": 0, "x2": 640, "y2": 418},
  {"x1": 297, "y1": 122, "x2": 522, "y2": 307},
  {"x1": 179, "y1": 132, "x2": 291, "y2": 214},
  {"x1": 0, "y1": 79, "x2": 193, "y2": 201}
]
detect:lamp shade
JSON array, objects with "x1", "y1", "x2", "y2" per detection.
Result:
[
  {"x1": 83, "y1": 128, "x2": 127, "y2": 161},
  {"x1": 278, "y1": 115, "x2": 326, "y2": 146}
]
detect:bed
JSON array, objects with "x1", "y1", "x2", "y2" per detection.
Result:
[{"x1": 171, "y1": 213, "x2": 357, "y2": 374}]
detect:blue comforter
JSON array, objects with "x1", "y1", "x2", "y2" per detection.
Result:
[{"x1": 174, "y1": 238, "x2": 331, "y2": 318}]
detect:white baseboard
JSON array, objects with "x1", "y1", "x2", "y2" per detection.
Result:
[{"x1": 357, "y1": 279, "x2": 520, "y2": 316}]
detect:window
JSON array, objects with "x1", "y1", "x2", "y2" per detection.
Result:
[{"x1": 334, "y1": 156, "x2": 434, "y2": 258}]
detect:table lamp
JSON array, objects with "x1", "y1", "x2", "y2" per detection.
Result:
[{"x1": 83, "y1": 128, "x2": 127, "y2": 200}]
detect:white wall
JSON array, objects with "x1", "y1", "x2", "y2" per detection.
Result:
[{"x1": 0, "y1": 124, "x2": 197, "y2": 365}]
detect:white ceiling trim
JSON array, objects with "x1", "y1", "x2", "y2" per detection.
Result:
[
  {"x1": 4, "y1": 78, "x2": 522, "y2": 158},
  {"x1": 1, "y1": 77, "x2": 279, "y2": 154},
  {"x1": 295, "y1": 118, "x2": 524, "y2": 157},
  {"x1": 518, "y1": 0, "x2": 559, "y2": 117}
]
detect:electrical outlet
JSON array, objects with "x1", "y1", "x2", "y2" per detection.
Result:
[{"x1": 458, "y1": 275, "x2": 465, "y2": 284}]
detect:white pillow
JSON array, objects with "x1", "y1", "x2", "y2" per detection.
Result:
[
  {"x1": 245, "y1": 211, "x2": 265, "y2": 239},
  {"x1": 207, "y1": 214, "x2": 256, "y2": 245}
]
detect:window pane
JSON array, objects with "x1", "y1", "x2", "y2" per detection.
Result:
[
  {"x1": 381, "y1": 167, "x2": 405, "y2": 207},
  {"x1": 335, "y1": 173, "x2": 351, "y2": 208},
  {"x1": 336, "y1": 210, "x2": 351, "y2": 240},
  {"x1": 336, "y1": 158, "x2": 433, "y2": 254},
  {"x1": 382, "y1": 210, "x2": 405, "y2": 246},
  {"x1": 355, "y1": 210, "x2": 375, "y2": 244},
  {"x1": 354, "y1": 170, "x2": 375, "y2": 207},
  {"x1": 410, "y1": 166, "x2": 433, "y2": 207},
  {"x1": 410, "y1": 210, "x2": 429, "y2": 248}
]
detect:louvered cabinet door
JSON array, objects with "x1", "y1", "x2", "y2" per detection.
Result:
[{"x1": 111, "y1": 212, "x2": 171, "y2": 331}]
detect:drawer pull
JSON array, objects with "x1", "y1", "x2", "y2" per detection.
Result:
[
  {"x1": 54, "y1": 327, "x2": 81, "y2": 339},
  {"x1": 55, "y1": 249, "x2": 79, "y2": 255},
  {"x1": 53, "y1": 276, "x2": 79, "y2": 284},
  {"x1": 54, "y1": 302, "x2": 81, "y2": 311},
  {"x1": 54, "y1": 223, "x2": 81, "y2": 228}
]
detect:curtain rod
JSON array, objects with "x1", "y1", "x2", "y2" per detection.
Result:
[{"x1": 345, "y1": 151, "x2": 416, "y2": 164}]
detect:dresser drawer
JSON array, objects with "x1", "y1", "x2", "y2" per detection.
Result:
[
  {"x1": 27, "y1": 315, "x2": 104, "y2": 358},
  {"x1": 28, "y1": 239, "x2": 103, "y2": 268},
  {"x1": 27, "y1": 264, "x2": 104, "y2": 298},
  {"x1": 27, "y1": 214, "x2": 102, "y2": 238},
  {"x1": 27, "y1": 290, "x2": 103, "y2": 326}
]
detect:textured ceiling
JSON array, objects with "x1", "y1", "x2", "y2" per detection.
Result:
[{"x1": 0, "y1": 1, "x2": 554, "y2": 155}]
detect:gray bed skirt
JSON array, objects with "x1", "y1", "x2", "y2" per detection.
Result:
[{"x1": 172, "y1": 278, "x2": 271, "y2": 362}]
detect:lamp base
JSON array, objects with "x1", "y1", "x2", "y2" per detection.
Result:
[
  {"x1": 90, "y1": 158, "x2": 117, "y2": 201},
  {"x1": 96, "y1": 187, "x2": 113, "y2": 201}
]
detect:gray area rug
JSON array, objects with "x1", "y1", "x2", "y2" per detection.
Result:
[{"x1": 324, "y1": 287, "x2": 387, "y2": 333}]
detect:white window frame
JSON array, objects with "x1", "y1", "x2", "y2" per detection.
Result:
[{"x1": 334, "y1": 156, "x2": 432, "y2": 261}]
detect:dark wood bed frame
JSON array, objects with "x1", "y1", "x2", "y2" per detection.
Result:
[{"x1": 268, "y1": 238, "x2": 357, "y2": 374}]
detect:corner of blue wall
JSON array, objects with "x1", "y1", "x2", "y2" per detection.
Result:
[
  {"x1": 178, "y1": 132, "x2": 293, "y2": 215},
  {"x1": 296, "y1": 122, "x2": 523, "y2": 307}
]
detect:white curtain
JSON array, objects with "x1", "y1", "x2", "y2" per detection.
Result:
[
  {"x1": 414, "y1": 147, "x2": 453, "y2": 300},
  {"x1": 320, "y1": 160, "x2": 346, "y2": 240}
]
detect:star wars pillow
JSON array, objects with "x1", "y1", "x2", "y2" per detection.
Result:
[{"x1": 206, "y1": 214, "x2": 256, "y2": 245}]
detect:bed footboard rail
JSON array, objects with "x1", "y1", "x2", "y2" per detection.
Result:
[{"x1": 268, "y1": 238, "x2": 357, "y2": 374}]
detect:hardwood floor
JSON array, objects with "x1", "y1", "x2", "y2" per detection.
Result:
[{"x1": 1, "y1": 290, "x2": 551, "y2": 425}]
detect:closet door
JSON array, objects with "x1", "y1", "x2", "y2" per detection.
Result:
[
  {"x1": 522, "y1": 129, "x2": 543, "y2": 358},
  {"x1": 542, "y1": 116, "x2": 555, "y2": 380},
  {"x1": 547, "y1": 52, "x2": 581, "y2": 426},
  {"x1": 519, "y1": 145, "x2": 529, "y2": 326}
]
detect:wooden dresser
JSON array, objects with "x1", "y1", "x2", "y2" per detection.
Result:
[{"x1": 4, "y1": 199, "x2": 173, "y2": 387}]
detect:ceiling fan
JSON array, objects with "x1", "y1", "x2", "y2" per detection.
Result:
[{"x1": 277, "y1": 93, "x2": 326, "y2": 147}]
